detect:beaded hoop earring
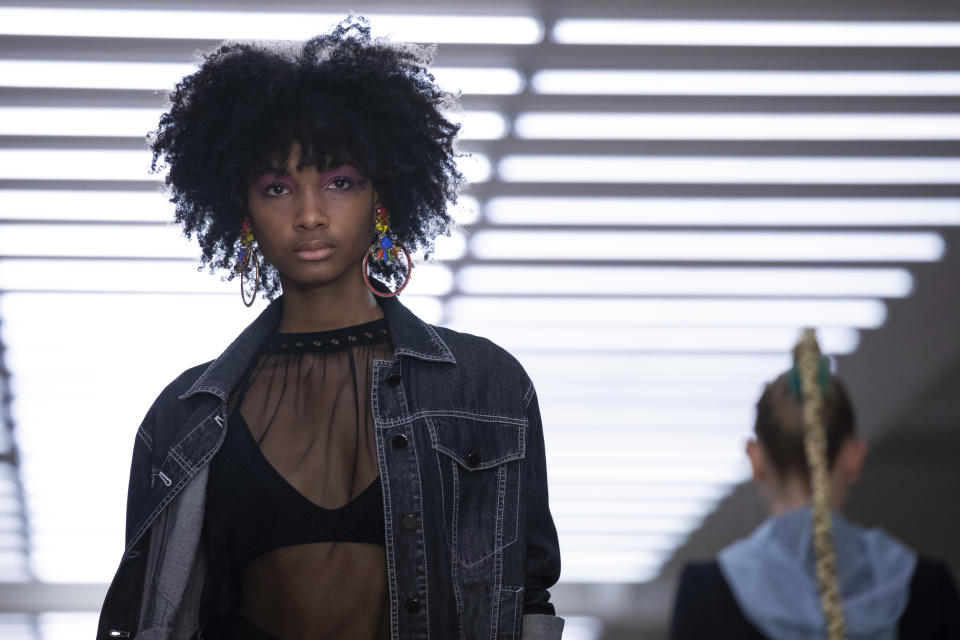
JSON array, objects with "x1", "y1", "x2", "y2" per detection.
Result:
[
  {"x1": 237, "y1": 219, "x2": 259, "y2": 307},
  {"x1": 362, "y1": 206, "x2": 412, "y2": 298}
]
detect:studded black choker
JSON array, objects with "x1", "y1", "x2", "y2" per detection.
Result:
[{"x1": 261, "y1": 318, "x2": 389, "y2": 354}]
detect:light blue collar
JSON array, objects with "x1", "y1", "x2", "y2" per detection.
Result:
[{"x1": 718, "y1": 507, "x2": 916, "y2": 640}]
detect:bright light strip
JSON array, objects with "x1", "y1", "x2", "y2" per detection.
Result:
[
  {"x1": 497, "y1": 155, "x2": 960, "y2": 184},
  {"x1": 431, "y1": 67, "x2": 525, "y2": 95},
  {"x1": 560, "y1": 617, "x2": 605, "y2": 640},
  {"x1": 517, "y1": 353, "x2": 792, "y2": 384},
  {"x1": 546, "y1": 419, "x2": 742, "y2": 437},
  {"x1": 552, "y1": 19, "x2": 960, "y2": 47},
  {"x1": 558, "y1": 515, "x2": 706, "y2": 535},
  {"x1": 450, "y1": 196, "x2": 481, "y2": 226},
  {"x1": 0, "y1": 150, "x2": 490, "y2": 183},
  {"x1": 0, "y1": 60, "x2": 524, "y2": 95},
  {"x1": 528, "y1": 406, "x2": 750, "y2": 431},
  {"x1": 429, "y1": 230, "x2": 468, "y2": 260},
  {"x1": 549, "y1": 465, "x2": 750, "y2": 485},
  {"x1": 514, "y1": 113, "x2": 960, "y2": 140},
  {"x1": 517, "y1": 387, "x2": 761, "y2": 412},
  {"x1": 0, "y1": 150, "x2": 156, "y2": 182},
  {"x1": 0, "y1": 190, "x2": 172, "y2": 222},
  {"x1": 561, "y1": 549, "x2": 662, "y2": 566},
  {"x1": 0, "y1": 615, "x2": 33, "y2": 635},
  {"x1": 471, "y1": 230, "x2": 944, "y2": 262},
  {"x1": 0, "y1": 224, "x2": 194, "y2": 259},
  {"x1": 0, "y1": 59, "x2": 195, "y2": 91},
  {"x1": 540, "y1": 414, "x2": 752, "y2": 434},
  {"x1": 485, "y1": 197, "x2": 960, "y2": 227},
  {"x1": 552, "y1": 482, "x2": 732, "y2": 502},
  {"x1": 0, "y1": 258, "x2": 454, "y2": 297},
  {"x1": 38, "y1": 613, "x2": 100, "y2": 640},
  {"x1": 0, "y1": 8, "x2": 543, "y2": 44},
  {"x1": 551, "y1": 496, "x2": 733, "y2": 518},
  {"x1": 457, "y1": 265, "x2": 913, "y2": 297},
  {"x1": 447, "y1": 297, "x2": 886, "y2": 328},
  {"x1": 0, "y1": 107, "x2": 507, "y2": 141},
  {"x1": 0, "y1": 190, "x2": 473, "y2": 225},
  {"x1": 547, "y1": 432, "x2": 754, "y2": 455},
  {"x1": 562, "y1": 561, "x2": 658, "y2": 583},
  {"x1": 447, "y1": 323, "x2": 860, "y2": 353},
  {"x1": 0, "y1": 107, "x2": 161, "y2": 138},
  {"x1": 530, "y1": 70, "x2": 960, "y2": 96},
  {"x1": 446, "y1": 110, "x2": 509, "y2": 140},
  {"x1": 457, "y1": 154, "x2": 492, "y2": 183},
  {"x1": 539, "y1": 392, "x2": 750, "y2": 415}
]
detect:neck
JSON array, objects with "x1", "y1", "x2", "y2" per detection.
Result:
[
  {"x1": 277, "y1": 273, "x2": 384, "y2": 333},
  {"x1": 766, "y1": 474, "x2": 848, "y2": 517}
]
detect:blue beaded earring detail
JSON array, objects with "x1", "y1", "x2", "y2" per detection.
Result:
[
  {"x1": 237, "y1": 218, "x2": 259, "y2": 307},
  {"x1": 362, "y1": 206, "x2": 412, "y2": 297}
]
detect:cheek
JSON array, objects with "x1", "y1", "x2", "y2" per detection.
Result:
[{"x1": 246, "y1": 213, "x2": 285, "y2": 258}]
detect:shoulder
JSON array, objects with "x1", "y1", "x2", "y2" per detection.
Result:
[
  {"x1": 671, "y1": 561, "x2": 765, "y2": 640},
  {"x1": 431, "y1": 325, "x2": 530, "y2": 383},
  {"x1": 901, "y1": 556, "x2": 960, "y2": 635},
  {"x1": 132, "y1": 359, "x2": 216, "y2": 459},
  {"x1": 908, "y1": 557, "x2": 960, "y2": 606},
  {"x1": 159, "y1": 360, "x2": 216, "y2": 403},
  {"x1": 140, "y1": 359, "x2": 216, "y2": 425},
  {"x1": 676, "y1": 560, "x2": 727, "y2": 595},
  {"x1": 911, "y1": 557, "x2": 960, "y2": 591}
]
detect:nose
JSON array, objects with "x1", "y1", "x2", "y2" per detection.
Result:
[{"x1": 295, "y1": 186, "x2": 329, "y2": 229}]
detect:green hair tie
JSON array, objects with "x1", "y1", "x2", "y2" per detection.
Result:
[{"x1": 787, "y1": 357, "x2": 832, "y2": 399}]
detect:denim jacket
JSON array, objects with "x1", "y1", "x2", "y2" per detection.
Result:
[{"x1": 97, "y1": 295, "x2": 563, "y2": 640}]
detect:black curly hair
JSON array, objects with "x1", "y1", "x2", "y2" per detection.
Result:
[{"x1": 149, "y1": 17, "x2": 463, "y2": 297}]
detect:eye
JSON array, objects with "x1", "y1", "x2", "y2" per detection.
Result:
[
  {"x1": 265, "y1": 183, "x2": 290, "y2": 197},
  {"x1": 328, "y1": 176, "x2": 355, "y2": 191}
]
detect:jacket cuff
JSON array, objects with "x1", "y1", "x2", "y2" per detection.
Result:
[{"x1": 521, "y1": 614, "x2": 564, "y2": 640}]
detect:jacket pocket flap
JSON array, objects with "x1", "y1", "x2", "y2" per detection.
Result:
[{"x1": 428, "y1": 415, "x2": 526, "y2": 470}]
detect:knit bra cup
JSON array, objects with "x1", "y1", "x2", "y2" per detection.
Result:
[
  {"x1": 204, "y1": 317, "x2": 393, "y2": 640},
  {"x1": 218, "y1": 408, "x2": 385, "y2": 565}
]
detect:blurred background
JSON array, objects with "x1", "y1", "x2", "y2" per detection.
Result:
[{"x1": 1, "y1": 0, "x2": 959, "y2": 638}]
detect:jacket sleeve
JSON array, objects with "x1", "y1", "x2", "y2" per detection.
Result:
[{"x1": 520, "y1": 382, "x2": 564, "y2": 639}]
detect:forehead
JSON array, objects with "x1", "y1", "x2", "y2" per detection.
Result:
[{"x1": 253, "y1": 140, "x2": 364, "y2": 175}]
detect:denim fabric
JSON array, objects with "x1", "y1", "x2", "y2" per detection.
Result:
[{"x1": 97, "y1": 295, "x2": 562, "y2": 640}]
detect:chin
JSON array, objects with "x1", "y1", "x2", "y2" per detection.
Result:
[{"x1": 280, "y1": 266, "x2": 361, "y2": 291}]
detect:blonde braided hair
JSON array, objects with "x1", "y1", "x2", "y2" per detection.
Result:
[{"x1": 795, "y1": 329, "x2": 846, "y2": 640}]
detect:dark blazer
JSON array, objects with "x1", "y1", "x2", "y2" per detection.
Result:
[{"x1": 670, "y1": 558, "x2": 960, "y2": 639}]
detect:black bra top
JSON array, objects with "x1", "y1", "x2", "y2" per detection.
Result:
[
  {"x1": 204, "y1": 320, "x2": 390, "y2": 571},
  {"x1": 205, "y1": 410, "x2": 385, "y2": 570}
]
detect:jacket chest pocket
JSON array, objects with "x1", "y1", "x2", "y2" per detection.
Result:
[{"x1": 427, "y1": 414, "x2": 526, "y2": 568}]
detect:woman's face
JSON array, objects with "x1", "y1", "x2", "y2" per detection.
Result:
[{"x1": 246, "y1": 144, "x2": 379, "y2": 293}]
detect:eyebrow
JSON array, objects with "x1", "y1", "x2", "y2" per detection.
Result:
[
  {"x1": 249, "y1": 163, "x2": 367, "y2": 180},
  {"x1": 252, "y1": 164, "x2": 289, "y2": 177}
]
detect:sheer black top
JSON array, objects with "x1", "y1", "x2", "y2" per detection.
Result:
[{"x1": 202, "y1": 318, "x2": 393, "y2": 640}]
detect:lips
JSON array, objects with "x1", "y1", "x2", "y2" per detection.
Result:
[{"x1": 293, "y1": 240, "x2": 336, "y2": 261}]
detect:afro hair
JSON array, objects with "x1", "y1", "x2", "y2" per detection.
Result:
[{"x1": 149, "y1": 17, "x2": 463, "y2": 297}]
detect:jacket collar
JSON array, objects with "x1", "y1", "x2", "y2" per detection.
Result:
[{"x1": 179, "y1": 294, "x2": 455, "y2": 401}]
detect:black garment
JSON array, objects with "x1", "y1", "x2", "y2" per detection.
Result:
[
  {"x1": 205, "y1": 410, "x2": 385, "y2": 568},
  {"x1": 200, "y1": 318, "x2": 392, "y2": 640},
  {"x1": 670, "y1": 558, "x2": 960, "y2": 639},
  {"x1": 200, "y1": 612, "x2": 282, "y2": 640}
]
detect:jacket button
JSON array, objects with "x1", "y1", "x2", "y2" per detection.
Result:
[
  {"x1": 405, "y1": 598, "x2": 421, "y2": 613},
  {"x1": 392, "y1": 434, "x2": 408, "y2": 449},
  {"x1": 386, "y1": 372, "x2": 401, "y2": 386},
  {"x1": 401, "y1": 514, "x2": 419, "y2": 530},
  {"x1": 466, "y1": 451, "x2": 480, "y2": 467}
]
